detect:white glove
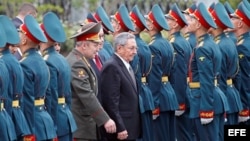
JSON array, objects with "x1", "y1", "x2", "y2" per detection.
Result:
[
  {"x1": 200, "y1": 118, "x2": 213, "y2": 125},
  {"x1": 175, "y1": 110, "x2": 185, "y2": 116},
  {"x1": 238, "y1": 116, "x2": 250, "y2": 123},
  {"x1": 152, "y1": 114, "x2": 159, "y2": 120}
]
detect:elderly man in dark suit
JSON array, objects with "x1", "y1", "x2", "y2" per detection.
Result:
[{"x1": 101, "y1": 32, "x2": 141, "y2": 141}]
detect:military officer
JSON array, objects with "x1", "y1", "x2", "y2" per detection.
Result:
[
  {"x1": 110, "y1": 4, "x2": 135, "y2": 37},
  {"x1": 39, "y1": 12, "x2": 78, "y2": 141},
  {"x1": 18, "y1": 15, "x2": 56, "y2": 141},
  {"x1": 0, "y1": 17, "x2": 17, "y2": 141},
  {"x1": 182, "y1": 4, "x2": 197, "y2": 49},
  {"x1": 209, "y1": 2, "x2": 243, "y2": 140},
  {"x1": 66, "y1": 22, "x2": 116, "y2": 140},
  {"x1": 129, "y1": 5, "x2": 154, "y2": 141},
  {"x1": 165, "y1": 3, "x2": 193, "y2": 141},
  {"x1": 231, "y1": 2, "x2": 250, "y2": 125},
  {"x1": 188, "y1": 2, "x2": 228, "y2": 141},
  {"x1": 145, "y1": 4, "x2": 178, "y2": 141},
  {"x1": 0, "y1": 15, "x2": 31, "y2": 141}
]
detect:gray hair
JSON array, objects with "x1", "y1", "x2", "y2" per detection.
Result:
[{"x1": 113, "y1": 32, "x2": 135, "y2": 52}]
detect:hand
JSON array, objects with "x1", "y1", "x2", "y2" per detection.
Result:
[
  {"x1": 238, "y1": 116, "x2": 250, "y2": 123},
  {"x1": 152, "y1": 108, "x2": 160, "y2": 120},
  {"x1": 117, "y1": 130, "x2": 128, "y2": 140},
  {"x1": 200, "y1": 118, "x2": 213, "y2": 125},
  {"x1": 104, "y1": 119, "x2": 116, "y2": 133},
  {"x1": 175, "y1": 110, "x2": 185, "y2": 116}
]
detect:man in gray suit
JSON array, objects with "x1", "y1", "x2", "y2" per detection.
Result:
[{"x1": 66, "y1": 22, "x2": 116, "y2": 141}]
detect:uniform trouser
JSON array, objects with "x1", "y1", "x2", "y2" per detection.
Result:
[
  {"x1": 176, "y1": 110, "x2": 193, "y2": 141},
  {"x1": 136, "y1": 111, "x2": 154, "y2": 141},
  {"x1": 226, "y1": 112, "x2": 239, "y2": 125},
  {"x1": 193, "y1": 114, "x2": 220, "y2": 141},
  {"x1": 153, "y1": 111, "x2": 175, "y2": 141},
  {"x1": 214, "y1": 113, "x2": 225, "y2": 141},
  {"x1": 58, "y1": 133, "x2": 73, "y2": 141}
]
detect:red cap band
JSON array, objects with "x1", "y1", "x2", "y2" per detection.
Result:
[
  {"x1": 169, "y1": 10, "x2": 186, "y2": 27},
  {"x1": 20, "y1": 24, "x2": 40, "y2": 44},
  {"x1": 114, "y1": 12, "x2": 129, "y2": 31},
  {"x1": 235, "y1": 9, "x2": 250, "y2": 27},
  {"x1": 148, "y1": 11, "x2": 162, "y2": 30},
  {"x1": 211, "y1": 10, "x2": 227, "y2": 30},
  {"x1": 40, "y1": 23, "x2": 54, "y2": 41},
  {"x1": 193, "y1": 9, "x2": 211, "y2": 29},
  {"x1": 130, "y1": 12, "x2": 145, "y2": 30}
]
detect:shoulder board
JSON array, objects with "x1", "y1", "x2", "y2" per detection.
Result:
[{"x1": 43, "y1": 54, "x2": 49, "y2": 61}]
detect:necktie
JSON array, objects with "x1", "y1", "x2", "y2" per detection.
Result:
[
  {"x1": 129, "y1": 66, "x2": 137, "y2": 88},
  {"x1": 95, "y1": 55, "x2": 102, "y2": 70}
]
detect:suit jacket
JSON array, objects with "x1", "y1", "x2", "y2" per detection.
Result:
[
  {"x1": 101, "y1": 54, "x2": 141, "y2": 140},
  {"x1": 12, "y1": 17, "x2": 22, "y2": 29},
  {"x1": 66, "y1": 48, "x2": 110, "y2": 140}
]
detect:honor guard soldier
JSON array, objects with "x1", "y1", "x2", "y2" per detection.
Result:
[
  {"x1": 84, "y1": 11, "x2": 112, "y2": 63},
  {"x1": 0, "y1": 15, "x2": 31, "y2": 141},
  {"x1": 182, "y1": 4, "x2": 197, "y2": 49},
  {"x1": 40, "y1": 12, "x2": 77, "y2": 141},
  {"x1": 231, "y1": 2, "x2": 250, "y2": 124},
  {"x1": 67, "y1": 22, "x2": 116, "y2": 140},
  {"x1": 209, "y1": 3, "x2": 243, "y2": 140},
  {"x1": 129, "y1": 5, "x2": 155, "y2": 141},
  {"x1": 145, "y1": 4, "x2": 178, "y2": 141},
  {"x1": 94, "y1": 6, "x2": 115, "y2": 59},
  {"x1": 188, "y1": 2, "x2": 228, "y2": 141},
  {"x1": 0, "y1": 18, "x2": 17, "y2": 141},
  {"x1": 165, "y1": 3, "x2": 193, "y2": 141},
  {"x1": 18, "y1": 15, "x2": 56, "y2": 141},
  {"x1": 224, "y1": 1, "x2": 237, "y2": 44},
  {"x1": 111, "y1": 4, "x2": 135, "y2": 36}
]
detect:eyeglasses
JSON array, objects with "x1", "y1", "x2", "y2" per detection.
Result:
[{"x1": 121, "y1": 44, "x2": 138, "y2": 51}]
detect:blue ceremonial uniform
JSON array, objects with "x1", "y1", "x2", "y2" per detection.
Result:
[
  {"x1": 19, "y1": 15, "x2": 56, "y2": 140},
  {"x1": 188, "y1": 3, "x2": 228, "y2": 141},
  {"x1": 211, "y1": 3, "x2": 243, "y2": 126},
  {"x1": 165, "y1": 4, "x2": 193, "y2": 140},
  {"x1": 41, "y1": 12, "x2": 77, "y2": 141},
  {"x1": 231, "y1": 1, "x2": 250, "y2": 125},
  {"x1": 102, "y1": 40, "x2": 114, "y2": 57},
  {"x1": 168, "y1": 31, "x2": 193, "y2": 141},
  {"x1": 129, "y1": 5, "x2": 154, "y2": 141},
  {"x1": 43, "y1": 47, "x2": 77, "y2": 140},
  {"x1": 20, "y1": 49, "x2": 56, "y2": 140},
  {"x1": 0, "y1": 19, "x2": 17, "y2": 141},
  {"x1": 148, "y1": 33, "x2": 179, "y2": 141},
  {"x1": 99, "y1": 41, "x2": 113, "y2": 62},
  {"x1": 215, "y1": 33, "x2": 243, "y2": 124},
  {"x1": 0, "y1": 58, "x2": 17, "y2": 141},
  {"x1": 235, "y1": 32, "x2": 250, "y2": 124},
  {"x1": 0, "y1": 15, "x2": 31, "y2": 140},
  {"x1": 146, "y1": 4, "x2": 178, "y2": 141},
  {"x1": 184, "y1": 32, "x2": 196, "y2": 49},
  {"x1": 189, "y1": 34, "x2": 229, "y2": 141},
  {"x1": 1, "y1": 49, "x2": 31, "y2": 139},
  {"x1": 133, "y1": 34, "x2": 154, "y2": 141}
]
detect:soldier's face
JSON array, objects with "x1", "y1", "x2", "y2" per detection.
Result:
[
  {"x1": 84, "y1": 40, "x2": 99, "y2": 59},
  {"x1": 230, "y1": 17, "x2": 242, "y2": 35},
  {"x1": 187, "y1": 16, "x2": 199, "y2": 33}
]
